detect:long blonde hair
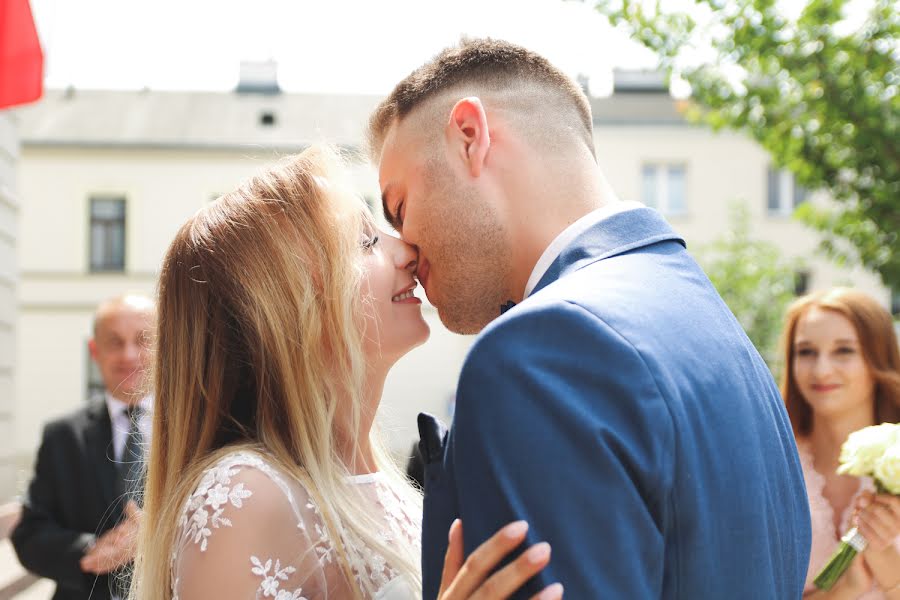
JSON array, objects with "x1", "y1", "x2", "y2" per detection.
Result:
[{"x1": 131, "y1": 147, "x2": 421, "y2": 599}]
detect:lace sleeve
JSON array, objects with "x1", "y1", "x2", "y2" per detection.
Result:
[{"x1": 172, "y1": 453, "x2": 347, "y2": 600}]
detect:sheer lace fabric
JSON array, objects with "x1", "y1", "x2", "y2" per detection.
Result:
[{"x1": 171, "y1": 451, "x2": 421, "y2": 600}]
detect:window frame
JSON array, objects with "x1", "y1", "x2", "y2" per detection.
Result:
[
  {"x1": 641, "y1": 163, "x2": 688, "y2": 217},
  {"x1": 767, "y1": 167, "x2": 807, "y2": 217},
  {"x1": 88, "y1": 195, "x2": 127, "y2": 273}
]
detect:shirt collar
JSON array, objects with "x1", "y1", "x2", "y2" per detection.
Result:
[
  {"x1": 105, "y1": 393, "x2": 152, "y2": 420},
  {"x1": 523, "y1": 201, "x2": 642, "y2": 299}
]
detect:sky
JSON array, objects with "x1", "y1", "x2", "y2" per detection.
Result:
[{"x1": 29, "y1": 0, "x2": 662, "y2": 96}]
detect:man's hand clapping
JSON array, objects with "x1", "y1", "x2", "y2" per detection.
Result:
[{"x1": 80, "y1": 500, "x2": 141, "y2": 575}]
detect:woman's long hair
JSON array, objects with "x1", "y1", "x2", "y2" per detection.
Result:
[
  {"x1": 130, "y1": 147, "x2": 421, "y2": 599},
  {"x1": 780, "y1": 287, "x2": 900, "y2": 436}
]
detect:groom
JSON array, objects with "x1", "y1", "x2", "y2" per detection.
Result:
[{"x1": 369, "y1": 39, "x2": 811, "y2": 598}]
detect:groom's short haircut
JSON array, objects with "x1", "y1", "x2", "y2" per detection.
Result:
[{"x1": 368, "y1": 38, "x2": 595, "y2": 161}]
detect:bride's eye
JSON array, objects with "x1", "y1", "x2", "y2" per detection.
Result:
[
  {"x1": 360, "y1": 227, "x2": 379, "y2": 251},
  {"x1": 362, "y1": 234, "x2": 379, "y2": 250}
]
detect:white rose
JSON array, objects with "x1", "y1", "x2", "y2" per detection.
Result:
[
  {"x1": 874, "y1": 441, "x2": 900, "y2": 494},
  {"x1": 837, "y1": 423, "x2": 900, "y2": 477}
]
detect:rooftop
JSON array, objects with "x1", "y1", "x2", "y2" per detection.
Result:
[{"x1": 16, "y1": 81, "x2": 688, "y2": 150}]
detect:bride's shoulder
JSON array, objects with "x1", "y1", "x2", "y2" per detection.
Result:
[{"x1": 177, "y1": 449, "x2": 317, "y2": 552}]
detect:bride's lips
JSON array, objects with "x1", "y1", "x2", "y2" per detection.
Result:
[{"x1": 391, "y1": 282, "x2": 421, "y2": 304}]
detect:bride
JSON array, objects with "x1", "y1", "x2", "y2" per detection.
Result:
[{"x1": 128, "y1": 147, "x2": 559, "y2": 600}]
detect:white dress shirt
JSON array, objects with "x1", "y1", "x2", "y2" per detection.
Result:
[
  {"x1": 523, "y1": 200, "x2": 643, "y2": 299},
  {"x1": 105, "y1": 394, "x2": 152, "y2": 463}
]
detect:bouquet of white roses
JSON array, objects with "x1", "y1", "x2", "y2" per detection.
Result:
[{"x1": 814, "y1": 422, "x2": 900, "y2": 590}]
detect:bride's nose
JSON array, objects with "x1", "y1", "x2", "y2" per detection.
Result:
[{"x1": 394, "y1": 237, "x2": 418, "y2": 273}]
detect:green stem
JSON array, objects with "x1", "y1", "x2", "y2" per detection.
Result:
[{"x1": 814, "y1": 543, "x2": 858, "y2": 591}]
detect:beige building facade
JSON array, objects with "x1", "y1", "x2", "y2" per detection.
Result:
[
  {"x1": 591, "y1": 75, "x2": 888, "y2": 303},
  {"x1": 12, "y1": 88, "x2": 471, "y2": 490},
  {"x1": 0, "y1": 112, "x2": 21, "y2": 499},
  {"x1": 9, "y1": 79, "x2": 891, "y2": 498}
]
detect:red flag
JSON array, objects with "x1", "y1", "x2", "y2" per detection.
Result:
[{"x1": 0, "y1": 0, "x2": 43, "y2": 109}]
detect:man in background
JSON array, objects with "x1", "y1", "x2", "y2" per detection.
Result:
[{"x1": 13, "y1": 294, "x2": 155, "y2": 600}]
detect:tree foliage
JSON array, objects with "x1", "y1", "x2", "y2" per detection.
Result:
[{"x1": 594, "y1": 0, "x2": 900, "y2": 288}]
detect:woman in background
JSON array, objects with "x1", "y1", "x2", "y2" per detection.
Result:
[
  {"x1": 129, "y1": 147, "x2": 561, "y2": 600},
  {"x1": 780, "y1": 288, "x2": 900, "y2": 598}
]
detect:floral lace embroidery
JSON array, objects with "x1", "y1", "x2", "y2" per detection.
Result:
[
  {"x1": 251, "y1": 556, "x2": 308, "y2": 599},
  {"x1": 173, "y1": 452, "x2": 421, "y2": 599},
  {"x1": 341, "y1": 475, "x2": 421, "y2": 592},
  {"x1": 179, "y1": 456, "x2": 254, "y2": 551}
]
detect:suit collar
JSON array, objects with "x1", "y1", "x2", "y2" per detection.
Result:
[
  {"x1": 524, "y1": 202, "x2": 642, "y2": 299},
  {"x1": 531, "y1": 207, "x2": 685, "y2": 296}
]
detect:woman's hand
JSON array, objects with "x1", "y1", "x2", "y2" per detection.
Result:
[
  {"x1": 857, "y1": 492, "x2": 900, "y2": 552},
  {"x1": 438, "y1": 519, "x2": 563, "y2": 600},
  {"x1": 842, "y1": 556, "x2": 874, "y2": 597}
]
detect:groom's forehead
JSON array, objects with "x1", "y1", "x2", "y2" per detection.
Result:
[{"x1": 377, "y1": 120, "x2": 419, "y2": 182}]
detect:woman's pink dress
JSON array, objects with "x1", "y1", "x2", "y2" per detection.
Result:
[{"x1": 798, "y1": 437, "x2": 899, "y2": 598}]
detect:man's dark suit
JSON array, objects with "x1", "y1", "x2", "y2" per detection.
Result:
[{"x1": 12, "y1": 400, "x2": 130, "y2": 600}]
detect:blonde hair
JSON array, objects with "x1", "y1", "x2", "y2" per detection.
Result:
[
  {"x1": 779, "y1": 287, "x2": 900, "y2": 436},
  {"x1": 130, "y1": 147, "x2": 421, "y2": 599}
]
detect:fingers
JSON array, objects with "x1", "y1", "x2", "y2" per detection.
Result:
[
  {"x1": 470, "y1": 541, "x2": 553, "y2": 600},
  {"x1": 80, "y1": 543, "x2": 110, "y2": 574},
  {"x1": 858, "y1": 495, "x2": 900, "y2": 551},
  {"x1": 438, "y1": 520, "x2": 465, "y2": 597},
  {"x1": 442, "y1": 520, "x2": 530, "y2": 599},
  {"x1": 873, "y1": 494, "x2": 900, "y2": 522},
  {"x1": 529, "y1": 583, "x2": 565, "y2": 600},
  {"x1": 79, "y1": 554, "x2": 96, "y2": 573}
]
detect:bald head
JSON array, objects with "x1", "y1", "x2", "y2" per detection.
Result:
[{"x1": 93, "y1": 294, "x2": 156, "y2": 336}]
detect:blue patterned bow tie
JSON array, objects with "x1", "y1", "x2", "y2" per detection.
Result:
[{"x1": 500, "y1": 300, "x2": 517, "y2": 315}]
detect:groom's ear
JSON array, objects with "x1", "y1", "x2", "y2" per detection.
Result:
[{"x1": 446, "y1": 97, "x2": 490, "y2": 178}]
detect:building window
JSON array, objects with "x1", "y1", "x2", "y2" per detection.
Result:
[
  {"x1": 794, "y1": 270, "x2": 811, "y2": 296},
  {"x1": 259, "y1": 111, "x2": 277, "y2": 126},
  {"x1": 767, "y1": 167, "x2": 807, "y2": 216},
  {"x1": 642, "y1": 164, "x2": 687, "y2": 216},
  {"x1": 86, "y1": 344, "x2": 105, "y2": 401},
  {"x1": 89, "y1": 196, "x2": 126, "y2": 272}
]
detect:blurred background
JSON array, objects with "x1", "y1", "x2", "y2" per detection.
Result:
[{"x1": 0, "y1": 0, "x2": 897, "y2": 594}]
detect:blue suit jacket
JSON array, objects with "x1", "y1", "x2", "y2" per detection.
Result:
[{"x1": 419, "y1": 207, "x2": 811, "y2": 599}]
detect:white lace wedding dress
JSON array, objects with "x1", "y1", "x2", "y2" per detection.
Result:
[{"x1": 171, "y1": 450, "x2": 422, "y2": 599}]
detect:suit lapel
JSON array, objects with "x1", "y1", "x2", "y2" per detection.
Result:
[
  {"x1": 85, "y1": 401, "x2": 123, "y2": 512},
  {"x1": 532, "y1": 207, "x2": 686, "y2": 296}
]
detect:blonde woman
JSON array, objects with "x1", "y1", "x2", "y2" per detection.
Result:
[
  {"x1": 130, "y1": 148, "x2": 560, "y2": 600},
  {"x1": 780, "y1": 288, "x2": 900, "y2": 598}
]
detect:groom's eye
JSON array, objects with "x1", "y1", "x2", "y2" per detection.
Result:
[{"x1": 393, "y1": 200, "x2": 405, "y2": 229}]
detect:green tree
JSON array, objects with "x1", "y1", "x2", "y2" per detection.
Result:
[
  {"x1": 593, "y1": 0, "x2": 900, "y2": 288},
  {"x1": 696, "y1": 203, "x2": 801, "y2": 368}
]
